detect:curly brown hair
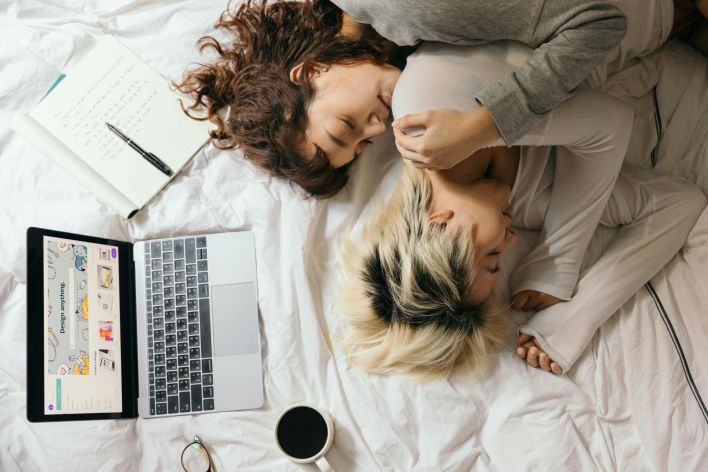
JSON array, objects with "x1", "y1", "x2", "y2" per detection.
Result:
[{"x1": 176, "y1": 0, "x2": 388, "y2": 197}]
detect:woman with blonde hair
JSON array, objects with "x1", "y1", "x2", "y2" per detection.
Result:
[
  {"x1": 338, "y1": 42, "x2": 706, "y2": 379},
  {"x1": 339, "y1": 163, "x2": 512, "y2": 380},
  {"x1": 341, "y1": 158, "x2": 705, "y2": 379}
]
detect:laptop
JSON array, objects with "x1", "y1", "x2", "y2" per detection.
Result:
[{"x1": 26, "y1": 226, "x2": 263, "y2": 422}]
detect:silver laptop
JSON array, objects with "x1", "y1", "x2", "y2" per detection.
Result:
[
  {"x1": 134, "y1": 232, "x2": 263, "y2": 417},
  {"x1": 26, "y1": 227, "x2": 263, "y2": 422}
]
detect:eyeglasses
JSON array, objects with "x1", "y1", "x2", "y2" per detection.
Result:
[{"x1": 181, "y1": 435, "x2": 215, "y2": 472}]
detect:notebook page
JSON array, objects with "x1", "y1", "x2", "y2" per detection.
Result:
[
  {"x1": 11, "y1": 113, "x2": 138, "y2": 218},
  {"x1": 29, "y1": 35, "x2": 211, "y2": 207}
]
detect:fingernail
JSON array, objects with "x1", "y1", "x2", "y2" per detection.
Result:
[{"x1": 392, "y1": 119, "x2": 399, "y2": 127}]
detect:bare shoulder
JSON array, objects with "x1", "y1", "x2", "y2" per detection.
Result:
[
  {"x1": 437, "y1": 148, "x2": 495, "y2": 184},
  {"x1": 488, "y1": 146, "x2": 520, "y2": 188}
]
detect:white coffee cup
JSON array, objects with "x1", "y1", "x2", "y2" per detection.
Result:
[{"x1": 274, "y1": 404, "x2": 335, "y2": 471}]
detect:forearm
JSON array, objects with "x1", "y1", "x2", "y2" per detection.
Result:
[{"x1": 476, "y1": 2, "x2": 628, "y2": 144}]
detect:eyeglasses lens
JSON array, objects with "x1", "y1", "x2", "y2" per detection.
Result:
[{"x1": 181, "y1": 440, "x2": 211, "y2": 472}]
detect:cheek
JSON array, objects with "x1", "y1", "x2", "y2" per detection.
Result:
[
  {"x1": 470, "y1": 273, "x2": 496, "y2": 304},
  {"x1": 474, "y1": 213, "x2": 505, "y2": 250}
]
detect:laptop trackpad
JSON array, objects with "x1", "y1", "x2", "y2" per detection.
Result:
[{"x1": 211, "y1": 283, "x2": 259, "y2": 357}]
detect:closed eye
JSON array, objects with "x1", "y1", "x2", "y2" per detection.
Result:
[
  {"x1": 487, "y1": 250, "x2": 500, "y2": 273},
  {"x1": 354, "y1": 139, "x2": 374, "y2": 160}
]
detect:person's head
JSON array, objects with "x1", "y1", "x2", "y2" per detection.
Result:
[
  {"x1": 176, "y1": 0, "x2": 397, "y2": 197},
  {"x1": 426, "y1": 169, "x2": 517, "y2": 303},
  {"x1": 339, "y1": 164, "x2": 514, "y2": 380},
  {"x1": 290, "y1": 61, "x2": 400, "y2": 169}
]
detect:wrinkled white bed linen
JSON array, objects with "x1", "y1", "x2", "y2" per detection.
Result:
[{"x1": 0, "y1": 1, "x2": 706, "y2": 471}]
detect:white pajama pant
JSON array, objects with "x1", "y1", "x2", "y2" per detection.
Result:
[
  {"x1": 506, "y1": 88, "x2": 633, "y2": 301},
  {"x1": 519, "y1": 166, "x2": 707, "y2": 372}
]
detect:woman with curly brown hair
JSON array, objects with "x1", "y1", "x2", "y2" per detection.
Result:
[
  {"x1": 177, "y1": 0, "x2": 400, "y2": 197},
  {"x1": 177, "y1": 0, "x2": 632, "y2": 197}
]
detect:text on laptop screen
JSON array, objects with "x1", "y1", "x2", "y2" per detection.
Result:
[{"x1": 43, "y1": 236, "x2": 123, "y2": 414}]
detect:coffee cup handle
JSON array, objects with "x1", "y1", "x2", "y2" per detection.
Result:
[{"x1": 315, "y1": 456, "x2": 334, "y2": 472}]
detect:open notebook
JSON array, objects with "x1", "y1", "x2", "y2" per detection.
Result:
[{"x1": 11, "y1": 35, "x2": 213, "y2": 218}]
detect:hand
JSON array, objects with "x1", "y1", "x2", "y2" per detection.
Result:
[
  {"x1": 392, "y1": 107, "x2": 501, "y2": 170},
  {"x1": 511, "y1": 290, "x2": 564, "y2": 311},
  {"x1": 517, "y1": 334, "x2": 563, "y2": 375}
]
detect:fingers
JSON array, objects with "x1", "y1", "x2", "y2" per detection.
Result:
[
  {"x1": 535, "y1": 300, "x2": 551, "y2": 311},
  {"x1": 512, "y1": 291, "x2": 541, "y2": 311},
  {"x1": 529, "y1": 299, "x2": 546, "y2": 311},
  {"x1": 393, "y1": 139, "x2": 427, "y2": 167},
  {"x1": 517, "y1": 333, "x2": 532, "y2": 346},
  {"x1": 539, "y1": 352, "x2": 552, "y2": 372},
  {"x1": 393, "y1": 127, "x2": 424, "y2": 152},
  {"x1": 393, "y1": 130, "x2": 432, "y2": 168},
  {"x1": 516, "y1": 339, "x2": 533, "y2": 358},
  {"x1": 511, "y1": 292, "x2": 531, "y2": 310},
  {"x1": 512, "y1": 291, "x2": 565, "y2": 311},
  {"x1": 526, "y1": 346, "x2": 540, "y2": 368},
  {"x1": 516, "y1": 336, "x2": 563, "y2": 375},
  {"x1": 392, "y1": 112, "x2": 430, "y2": 131}
]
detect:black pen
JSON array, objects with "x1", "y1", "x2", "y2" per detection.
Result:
[{"x1": 105, "y1": 122, "x2": 173, "y2": 177}]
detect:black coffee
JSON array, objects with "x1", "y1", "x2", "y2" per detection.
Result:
[{"x1": 276, "y1": 406, "x2": 329, "y2": 459}]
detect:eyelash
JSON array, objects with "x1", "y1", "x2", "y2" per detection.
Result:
[{"x1": 488, "y1": 251, "x2": 500, "y2": 273}]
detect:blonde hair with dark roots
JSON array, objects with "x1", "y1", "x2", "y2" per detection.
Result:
[{"x1": 338, "y1": 164, "x2": 510, "y2": 380}]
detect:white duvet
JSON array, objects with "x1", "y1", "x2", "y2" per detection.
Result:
[{"x1": 0, "y1": 1, "x2": 706, "y2": 471}]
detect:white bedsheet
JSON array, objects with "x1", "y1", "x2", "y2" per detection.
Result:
[{"x1": 0, "y1": 1, "x2": 707, "y2": 471}]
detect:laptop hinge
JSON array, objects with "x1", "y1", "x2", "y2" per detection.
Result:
[{"x1": 127, "y1": 246, "x2": 139, "y2": 417}]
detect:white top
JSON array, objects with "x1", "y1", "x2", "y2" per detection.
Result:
[
  {"x1": 393, "y1": 42, "x2": 632, "y2": 300},
  {"x1": 392, "y1": 41, "x2": 706, "y2": 372}
]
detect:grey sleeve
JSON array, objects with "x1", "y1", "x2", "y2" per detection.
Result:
[
  {"x1": 334, "y1": 0, "x2": 628, "y2": 144},
  {"x1": 474, "y1": 2, "x2": 628, "y2": 143}
]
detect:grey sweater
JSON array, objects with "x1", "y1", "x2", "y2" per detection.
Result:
[{"x1": 331, "y1": 0, "x2": 628, "y2": 144}]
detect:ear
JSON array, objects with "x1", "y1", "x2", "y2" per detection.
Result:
[
  {"x1": 289, "y1": 62, "x2": 327, "y2": 84},
  {"x1": 428, "y1": 210, "x2": 454, "y2": 225}
]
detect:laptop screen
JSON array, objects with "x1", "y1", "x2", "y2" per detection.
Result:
[{"x1": 42, "y1": 235, "x2": 123, "y2": 415}]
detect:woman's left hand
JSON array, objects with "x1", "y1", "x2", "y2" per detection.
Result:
[{"x1": 392, "y1": 107, "x2": 502, "y2": 170}]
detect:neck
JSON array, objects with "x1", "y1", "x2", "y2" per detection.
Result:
[{"x1": 426, "y1": 148, "x2": 493, "y2": 190}]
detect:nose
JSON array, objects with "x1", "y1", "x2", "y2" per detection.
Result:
[
  {"x1": 363, "y1": 117, "x2": 386, "y2": 139},
  {"x1": 499, "y1": 228, "x2": 517, "y2": 254}
]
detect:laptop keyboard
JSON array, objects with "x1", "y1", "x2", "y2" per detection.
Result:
[{"x1": 144, "y1": 236, "x2": 215, "y2": 415}]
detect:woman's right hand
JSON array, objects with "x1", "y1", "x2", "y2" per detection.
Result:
[
  {"x1": 511, "y1": 290, "x2": 563, "y2": 311},
  {"x1": 392, "y1": 106, "x2": 501, "y2": 170}
]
